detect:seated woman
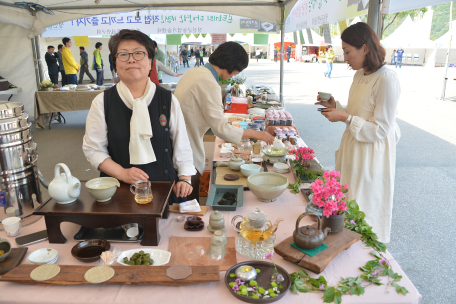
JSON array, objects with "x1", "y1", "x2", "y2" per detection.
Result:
[{"x1": 83, "y1": 29, "x2": 196, "y2": 204}]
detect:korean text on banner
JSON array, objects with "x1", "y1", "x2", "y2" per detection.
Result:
[
  {"x1": 74, "y1": 36, "x2": 90, "y2": 46},
  {"x1": 285, "y1": 0, "x2": 367, "y2": 32}
]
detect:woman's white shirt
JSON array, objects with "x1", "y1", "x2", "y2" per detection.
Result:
[{"x1": 82, "y1": 83, "x2": 196, "y2": 177}]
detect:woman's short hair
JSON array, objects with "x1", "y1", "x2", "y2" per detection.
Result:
[
  {"x1": 209, "y1": 42, "x2": 248, "y2": 74},
  {"x1": 108, "y1": 29, "x2": 155, "y2": 71},
  {"x1": 341, "y1": 22, "x2": 386, "y2": 72}
]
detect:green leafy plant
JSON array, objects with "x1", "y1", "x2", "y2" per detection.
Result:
[
  {"x1": 219, "y1": 76, "x2": 235, "y2": 86},
  {"x1": 288, "y1": 147, "x2": 322, "y2": 194},
  {"x1": 231, "y1": 72, "x2": 247, "y2": 85},
  {"x1": 289, "y1": 200, "x2": 407, "y2": 303}
]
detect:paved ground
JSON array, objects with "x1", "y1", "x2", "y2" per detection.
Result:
[{"x1": 44, "y1": 58, "x2": 455, "y2": 303}]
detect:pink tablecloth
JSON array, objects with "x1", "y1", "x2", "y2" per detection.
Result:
[{"x1": 0, "y1": 138, "x2": 422, "y2": 304}]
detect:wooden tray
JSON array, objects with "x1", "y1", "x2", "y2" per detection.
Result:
[
  {"x1": 0, "y1": 248, "x2": 28, "y2": 275},
  {"x1": 274, "y1": 228, "x2": 362, "y2": 274},
  {"x1": 169, "y1": 203, "x2": 208, "y2": 216},
  {"x1": 168, "y1": 236, "x2": 237, "y2": 271},
  {"x1": 0, "y1": 264, "x2": 219, "y2": 286}
]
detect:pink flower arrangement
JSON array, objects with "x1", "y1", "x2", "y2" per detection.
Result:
[
  {"x1": 289, "y1": 147, "x2": 315, "y2": 168},
  {"x1": 311, "y1": 170, "x2": 348, "y2": 218}
]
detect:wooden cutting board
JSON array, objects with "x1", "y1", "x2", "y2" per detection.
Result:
[
  {"x1": 0, "y1": 248, "x2": 28, "y2": 275},
  {"x1": 169, "y1": 203, "x2": 208, "y2": 216},
  {"x1": 274, "y1": 228, "x2": 361, "y2": 274},
  {"x1": 0, "y1": 264, "x2": 219, "y2": 286},
  {"x1": 168, "y1": 236, "x2": 237, "y2": 271}
]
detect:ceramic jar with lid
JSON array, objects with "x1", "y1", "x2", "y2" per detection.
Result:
[{"x1": 208, "y1": 210, "x2": 225, "y2": 232}]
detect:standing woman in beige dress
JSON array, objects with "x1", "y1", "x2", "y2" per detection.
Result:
[{"x1": 316, "y1": 23, "x2": 401, "y2": 243}]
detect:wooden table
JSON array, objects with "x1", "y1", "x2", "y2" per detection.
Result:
[
  {"x1": 33, "y1": 181, "x2": 174, "y2": 246},
  {"x1": 34, "y1": 90, "x2": 101, "y2": 129}
]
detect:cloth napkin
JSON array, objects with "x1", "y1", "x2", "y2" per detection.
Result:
[
  {"x1": 220, "y1": 146, "x2": 234, "y2": 158},
  {"x1": 179, "y1": 199, "x2": 202, "y2": 213},
  {"x1": 117, "y1": 80, "x2": 156, "y2": 165}
]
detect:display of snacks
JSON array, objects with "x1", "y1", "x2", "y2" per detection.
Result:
[
  {"x1": 228, "y1": 117, "x2": 245, "y2": 122},
  {"x1": 122, "y1": 250, "x2": 154, "y2": 266}
]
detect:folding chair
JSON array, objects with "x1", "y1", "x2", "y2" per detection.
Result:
[
  {"x1": 406, "y1": 53, "x2": 412, "y2": 65},
  {"x1": 413, "y1": 54, "x2": 419, "y2": 66}
]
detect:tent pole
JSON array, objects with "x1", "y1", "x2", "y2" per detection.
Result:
[
  {"x1": 30, "y1": 37, "x2": 40, "y2": 89},
  {"x1": 34, "y1": 36, "x2": 45, "y2": 84},
  {"x1": 279, "y1": 3, "x2": 285, "y2": 106},
  {"x1": 367, "y1": 0, "x2": 381, "y2": 36},
  {"x1": 440, "y1": 1, "x2": 453, "y2": 100}
]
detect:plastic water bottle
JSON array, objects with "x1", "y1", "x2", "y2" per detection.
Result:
[{"x1": 225, "y1": 93, "x2": 232, "y2": 111}]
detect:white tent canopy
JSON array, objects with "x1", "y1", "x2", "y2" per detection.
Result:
[
  {"x1": 181, "y1": 34, "x2": 213, "y2": 45},
  {"x1": 381, "y1": 14, "x2": 434, "y2": 49},
  {"x1": 0, "y1": 0, "x2": 298, "y2": 37}
]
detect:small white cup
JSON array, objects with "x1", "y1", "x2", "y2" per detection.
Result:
[
  {"x1": 2, "y1": 217, "x2": 20, "y2": 237},
  {"x1": 121, "y1": 223, "x2": 139, "y2": 238},
  {"x1": 318, "y1": 91, "x2": 332, "y2": 101}
]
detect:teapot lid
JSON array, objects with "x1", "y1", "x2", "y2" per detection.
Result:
[
  {"x1": 247, "y1": 208, "x2": 267, "y2": 228},
  {"x1": 301, "y1": 226, "x2": 315, "y2": 236},
  {"x1": 210, "y1": 210, "x2": 224, "y2": 221}
]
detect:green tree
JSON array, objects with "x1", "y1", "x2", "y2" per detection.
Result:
[
  {"x1": 430, "y1": 2, "x2": 456, "y2": 40},
  {"x1": 381, "y1": 7, "x2": 428, "y2": 39}
]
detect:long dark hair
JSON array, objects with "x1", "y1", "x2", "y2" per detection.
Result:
[{"x1": 341, "y1": 22, "x2": 385, "y2": 72}]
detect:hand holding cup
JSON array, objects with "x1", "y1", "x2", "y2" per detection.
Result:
[{"x1": 315, "y1": 92, "x2": 336, "y2": 109}]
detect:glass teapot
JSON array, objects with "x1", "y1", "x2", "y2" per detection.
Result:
[
  {"x1": 231, "y1": 208, "x2": 283, "y2": 242},
  {"x1": 267, "y1": 137, "x2": 286, "y2": 156}
]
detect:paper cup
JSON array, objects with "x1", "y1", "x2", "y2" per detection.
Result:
[
  {"x1": 121, "y1": 223, "x2": 139, "y2": 238},
  {"x1": 2, "y1": 217, "x2": 20, "y2": 237}
]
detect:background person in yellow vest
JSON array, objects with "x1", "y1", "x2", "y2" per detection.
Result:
[
  {"x1": 324, "y1": 45, "x2": 335, "y2": 79},
  {"x1": 62, "y1": 37, "x2": 80, "y2": 85},
  {"x1": 92, "y1": 42, "x2": 104, "y2": 86},
  {"x1": 79, "y1": 47, "x2": 95, "y2": 84}
]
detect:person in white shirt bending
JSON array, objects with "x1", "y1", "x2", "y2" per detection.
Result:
[
  {"x1": 83, "y1": 29, "x2": 196, "y2": 204},
  {"x1": 174, "y1": 42, "x2": 274, "y2": 197}
]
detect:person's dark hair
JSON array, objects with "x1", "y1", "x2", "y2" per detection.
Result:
[
  {"x1": 58, "y1": 44, "x2": 63, "y2": 51},
  {"x1": 209, "y1": 41, "x2": 248, "y2": 74},
  {"x1": 328, "y1": 45, "x2": 332, "y2": 48},
  {"x1": 47, "y1": 45, "x2": 54, "y2": 50},
  {"x1": 79, "y1": 47, "x2": 85, "y2": 50},
  {"x1": 62, "y1": 37, "x2": 71, "y2": 45},
  {"x1": 95, "y1": 42, "x2": 102, "y2": 49},
  {"x1": 151, "y1": 40, "x2": 157, "y2": 49},
  {"x1": 108, "y1": 29, "x2": 155, "y2": 71},
  {"x1": 341, "y1": 22, "x2": 385, "y2": 72}
]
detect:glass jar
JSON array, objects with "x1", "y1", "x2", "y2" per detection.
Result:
[
  {"x1": 236, "y1": 234, "x2": 276, "y2": 260},
  {"x1": 207, "y1": 239, "x2": 224, "y2": 265},
  {"x1": 238, "y1": 138, "x2": 253, "y2": 154},
  {"x1": 255, "y1": 120, "x2": 265, "y2": 131},
  {"x1": 248, "y1": 123, "x2": 260, "y2": 131}
]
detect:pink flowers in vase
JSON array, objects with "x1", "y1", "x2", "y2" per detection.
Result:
[
  {"x1": 289, "y1": 147, "x2": 315, "y2": 168},
  {"x1": 310, "y1": 170, "x2": 349, "y2": 218}
]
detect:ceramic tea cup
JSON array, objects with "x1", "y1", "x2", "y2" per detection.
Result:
[
  {"x1": 186, "y1": 216, "x2": 203, "y2": 226},
  {"x1": 318, "y1": 91, "x2": 332, "y2": 101}
]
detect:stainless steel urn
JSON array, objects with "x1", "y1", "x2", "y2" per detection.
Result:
[{"x1": 0, "y1": 102, "x2": 44, "y2": 229}]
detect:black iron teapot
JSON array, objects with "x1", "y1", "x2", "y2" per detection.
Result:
[{"x1": 293, "y1": 212, "x2": 331, "y2": 250}]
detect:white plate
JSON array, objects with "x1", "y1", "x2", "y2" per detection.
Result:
[
  {"x1": 27, "y1": 255, "x2": 57, "y2": 264},
  {"x1": 28, "y1": 248, "x2": 58, "y2": 264},
  {"x1": 273, "y1": 163, "x2": 289, "y2": 170},
  {"x1": 117, "y1": 249, "x2": 171, "y2": 266}
]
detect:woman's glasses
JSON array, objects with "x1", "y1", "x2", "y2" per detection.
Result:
[{"x1": 116, "y1": 51, "x2": 148, "y2": 62}]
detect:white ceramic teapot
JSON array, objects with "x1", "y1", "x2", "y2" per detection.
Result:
[
  {"x1": 215, "y1": 155, "x2": 245, "y2": 171},
  {"x1": 48, "y1": 163, "x2": 81, "y2": 204}
]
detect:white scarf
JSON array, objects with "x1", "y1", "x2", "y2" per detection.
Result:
[{"x1": 117, "y1": 79, "x2": 156, "y2": 165}]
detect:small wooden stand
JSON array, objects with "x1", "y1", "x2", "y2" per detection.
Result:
[
  {"x1": 34, "y1": 181, "x2": 174, "y2": 246},
  {"x1": 274, "y1": 228, "x2": 361, "y2": 274}
]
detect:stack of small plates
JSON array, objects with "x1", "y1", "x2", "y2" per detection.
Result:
[
  {"x1": 27, "y1": 248, "x2": 58, "y2": 265},
  {"x1": 273, "y1": 163, "x2": 290, "y2": 174}
]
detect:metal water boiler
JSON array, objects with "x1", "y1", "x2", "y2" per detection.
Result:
[{"x1": 0, "y1": 102, "x2": 44, "y2": 229}]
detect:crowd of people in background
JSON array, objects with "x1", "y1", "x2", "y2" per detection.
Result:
[{"x1": 45, "y1": 37, "x2": 107, "y2": 86}]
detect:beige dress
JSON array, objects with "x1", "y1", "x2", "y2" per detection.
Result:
[{"x1": 335, "y1": 65, "x2": 401, "y2": 243}]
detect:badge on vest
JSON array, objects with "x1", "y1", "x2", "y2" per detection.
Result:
[{"x1": 159, "y1": 114, "x2": 167, "y2": 127}]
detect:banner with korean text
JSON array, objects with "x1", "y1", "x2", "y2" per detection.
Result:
[
  {"x1": 284, "y1": 0, "x2": 367, "y2": 32},
  {"x1": 43, "y1": 10, "x2": 279, "y2": 38}
]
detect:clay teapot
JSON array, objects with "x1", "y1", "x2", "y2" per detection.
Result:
[
  {"x1": 48, "y1": 163, "x2": 81, "y2": 204},
  {"x1": 293, "y1": 212, "x2": 331, "y2": 250},
  {"x1": 232, "y1": 208, "x2": 283, "y2": 243}
]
